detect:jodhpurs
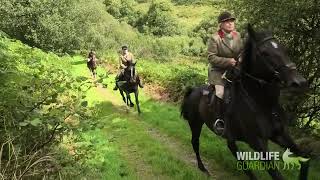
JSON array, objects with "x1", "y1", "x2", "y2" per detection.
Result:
[{"x1": 215, "y1": 85, "x2": 224, "y2": 99}]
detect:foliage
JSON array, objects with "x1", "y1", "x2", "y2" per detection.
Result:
[
  {"x1": 0, "y1": 0, "x2": 140, "y2": 53},
  {"x1": 192, "y1": 15, "x2": 218, "y2": 44},
  {"x1": 104, "y1": 0, "x2": 143, "y2": 26},
  {"x1": 137, "y1": 58, "x2": 207, "y2": 102},
  {"x1": 139, "y1": 0, "x2": 181, "y2": 36},
  {"x1": 104, "y1": 52, "x2": 207, "y2": 101},
  {"x1": 227, "y1": 0, "x2": 320, "y2": 129},
  {"x1": 171, "y1": 0, "x2": 218, "y2": 5},
  {"x1": 165, "y1": 67, "x2": 206, "y2": 101},
  {"x1": 0, "y1": 0, "x2": 208, "y2": 58},
  {"x1": 148, "y1": 36, "x2": 205, "y2": 58},
  {"x1": 0, "y1": 37, "x2": 90, "y2": 178}
]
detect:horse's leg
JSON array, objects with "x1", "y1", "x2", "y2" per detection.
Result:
[
  {"x1": 227, "y1": 140, "x2": 257, "y2": 180},
  {"x1": 250, "y1": 139, "x2": 284, "y2": 180},
  {"x1": 188, "y1": 119, "x2": 208, "y2": 173},
  {"x1": 271, "y1": 133, "x2": 310, "y2": 180},
  {"x1": 128, "y1": 94, "x2": 134, "y2": 107},
  {"x1": 90, "y1": 68, "x2": 93, "y2": 78},
  {"x1": 93, "y1": 69, "x2": 96, "y2": 79},
  {"x1": 134, "y1": 89, "x2": 141, "y2": 114},
  {"x1": 119, "y1": 90, "x2": 126, "y2": 104},
  {"x1": 126, "y1": 92, "x2": 129, "y2": 106}
]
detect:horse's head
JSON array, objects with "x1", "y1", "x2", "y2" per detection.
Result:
[
  {"x1": 242, "y1": 24, "x2": 307, "y2": 90},
  {"x1": 124, "y1": 61, "x2": 136, "y2": 82}
]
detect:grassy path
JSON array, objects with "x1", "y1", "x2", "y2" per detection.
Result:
[
  {"x1": 86, "y1": 85, "x2": 212, "y2": 179},
  {"x1": 70, "y1": 57, "x2": 319, "y2": 180}
]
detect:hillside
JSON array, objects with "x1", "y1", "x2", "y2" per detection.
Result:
[{"x1": 1, "y1": 0, "x2": 320, "y2": 179}]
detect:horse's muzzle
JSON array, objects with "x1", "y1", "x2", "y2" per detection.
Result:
[{"x1": 286, "y1": 74, "x2": 308, "y2": 92}]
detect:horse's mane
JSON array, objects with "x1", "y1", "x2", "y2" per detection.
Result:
[{"x1": 240, "y1": 26, "x2": 273, "y2": 74}]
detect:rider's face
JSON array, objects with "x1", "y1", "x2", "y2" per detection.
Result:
[
  {"x1": 122, "y1": 49, "x2": 128, "y2": 54},
  {"x1": 221, "y1": 20, "x2": 235, "y2": 33}
]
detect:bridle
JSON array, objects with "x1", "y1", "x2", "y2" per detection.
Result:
[{"x1": 240, "y1": 36, "x2": 297, "y2": 86}]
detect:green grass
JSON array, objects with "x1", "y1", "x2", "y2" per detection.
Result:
[
  {"x1": 174, "y1": 5, "x2": 219, "y2": 31},
  {"x1": 133, "y1": 1, "x2": 220, "y2": 32},
  {"x1": 58, "y1": 127, "x2": 137, "y2": 179}
]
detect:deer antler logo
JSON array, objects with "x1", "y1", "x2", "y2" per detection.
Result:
[{"x1": 282, "y1": 148, "x2": 309, "y2": 170}]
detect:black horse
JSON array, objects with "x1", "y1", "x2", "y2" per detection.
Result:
[
  {"x1": 116, "y1": 62, "x2": 141, "y2": 114},
  {"x1": 181, "y1": 25, "x2": 310, "y2": 180}
]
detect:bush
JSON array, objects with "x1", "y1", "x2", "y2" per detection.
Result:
[
  {"x1": 192, "y1": 15, "x2": 218, "y2": 44},
  {"x1": 0, "y1": 0, "x2": 142, "y2": 53},
  {"x1": 182, "y1": 37, "x2": 206, "y2": 56},
  {"x1": 104, "y1": 0, "x2": 142, "y2": 26},
  {"x1": 171, "y1": 0, "x2": 215, "y2": 5},
  {"x1": 139, "y1": 0, "x2": 181, "y2": 36},
  {"x1": 0, "y1": 37, "x2": 91, "y2": 178},
  {"x1": 165, "y1": 67, "x2": 206, "y2": 102}
]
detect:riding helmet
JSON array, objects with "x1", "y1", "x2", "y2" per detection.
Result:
[
  {"x1": 121, "y1": 45, "x2": 128, "y2": 50},
  {"x1": 218, "y1": 11, "x2": 236, "y2": 23}
]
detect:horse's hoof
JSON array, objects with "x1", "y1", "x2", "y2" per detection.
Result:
[
  {"x1": 130, "y1": 103, "x2": 134, "y2": 107},
  {"x1": 250, "y1": 176, "x2": 258, "y2": 180},
  {"x1": 199, "y1": 165, "x2": 208, "y2": 173},
  {"x1": 200, "y1": 168, "x2": 210, "y2": 176}
]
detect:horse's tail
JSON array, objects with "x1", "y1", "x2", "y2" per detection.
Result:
[{"x1": 181, "y1": 87, "x2": 194, "y2": 121}]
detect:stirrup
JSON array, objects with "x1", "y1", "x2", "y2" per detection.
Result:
[{"x1": 214, "y1": 119, "x2": 225, "y2": 131}]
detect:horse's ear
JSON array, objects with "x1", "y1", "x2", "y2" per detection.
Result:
[{"x1": 247, "y1": 24, "x2": 256, "y2": 40}]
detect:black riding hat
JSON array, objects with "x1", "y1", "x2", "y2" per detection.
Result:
[{"x1": 218, "y1": 11, "x2": 236, "y2": 23}]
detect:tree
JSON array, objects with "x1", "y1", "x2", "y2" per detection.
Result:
[
  {"x1": 104, "y1": 0, "x2": 141, "y2": 26},
  {"x1": 228, "y1": 0, "x2": 320, "y2": 130},
  {"x1": 140, "y1": 0, "x2": 181, "y2": 36},
  {"x1": 0, "y1": 0, "x2": 130, "y2": 53}
]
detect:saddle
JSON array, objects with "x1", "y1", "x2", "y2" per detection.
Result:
[
  {"x1": 118, "y1": 65, "x2": 136, "y2": 84},
  {"x1": 202, "y1": 83, "x2": 232, "y2": 108}
]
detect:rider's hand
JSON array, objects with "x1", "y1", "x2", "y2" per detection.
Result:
[{"x1": 229, "y1": 58, "x2": 237, "y2": 66}]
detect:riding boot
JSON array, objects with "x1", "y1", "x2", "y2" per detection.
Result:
[
  {"x1": 214, "y1": 96, "x2": 225, "y2": 135},
  {"x1": 137, "y1": 76, "x2": 144, "y2": 88},
  {"x1": 207, "y1": 84, "x2": 215, "y2": 106},
  {"x1": 209, "y1": 94, "x2": 215, "y2": 107}
]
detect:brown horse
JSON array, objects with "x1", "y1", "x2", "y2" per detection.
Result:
[{"x1": 181, "y1": 25, "x2": 310, "y2": 180}]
